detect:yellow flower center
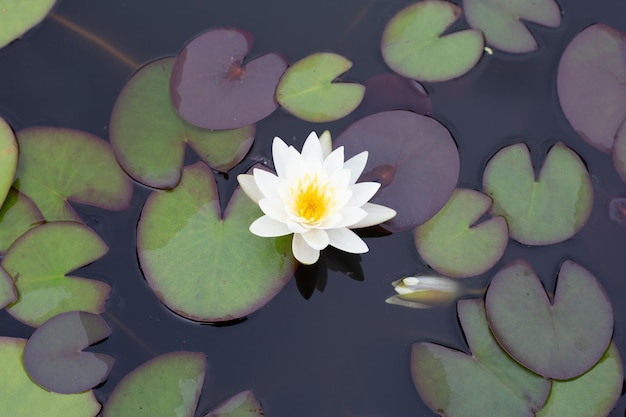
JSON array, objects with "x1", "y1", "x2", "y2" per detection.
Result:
[{"x1": 293, "y1": 175, "x2": 333, "y2": 223}]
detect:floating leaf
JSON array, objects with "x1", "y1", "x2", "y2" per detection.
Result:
[
  {"x1": 170, "y1": 28, "x2": 287, "y2": 130},
  {"x1": 0, "y1": 0, "x2": 56, "y2": 48},
  {"x1": 335, "y1": 110, "x2": 459, "y2": 232},
  {"x1": 485, "y1": 260, "x2": 613, "y2": 380},
  {"x1": 0, "y1": 337, "x2": 100, "y2": 417},
  {"x1": 2, "y1": 222, "x2": 111, "y2": 327},
  {"x1": 138, "y1": 162, "x2": 297, "y2": 322},
  {"x1": 482, "y1": 142, "x2": 592, "y2": 245},
  {"x1": 23, "y1": 311, "x2": 114, "y2": 394},
  {"x1": 412, "y1": 299, "x2": 550, "y2": 417},
  {"x1": 381, "y1": 0, "x2": 484, "y2": 82},
  {"x1": 276, "y1": 52, "x2": 365, "y2": 122},
  {"x1": 557, "y1": 24, "x2": 626, "y2": 153},
  {"x1": 535, "y1": 343, "x2": 623, "y2": 417},
  {"x1": 608, "y1": 197, "x2": 626, "y2": 226},
  {"x1": 204, "y1": 391, "x2": 264, "y2": 417},
  {"x1": 359, "y1": 73, "x2": 432, "y2": 116},
  {"x1": 110, "y1": 57, "x2": 254, "y2": 189},
  {"x1": 103, "y1": 351, "x2": 205, "y2": 417},
  {"x1": 0, "y1": 188, "x2": 44, "y2": 253},
  {"x1": 414, "y1": 188, "x2": 508, "y2": 278},
  {"x1": 0, "y1": 116, "x2": 17, "y2": 207},
  {"x1": 14, "y1": 127, "x2": 133, "y2": 222},
  {"x1": 463, "y1": 0, "x2": 561, "y2": 53},
  {"x1": 0, "y1": 266, "x2": 17, "y2": 309}
]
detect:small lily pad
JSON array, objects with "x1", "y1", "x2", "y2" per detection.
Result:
[
  {"x1": 276, "y1": 52, "x2": 365, "y2": 122},
  {"x1": 204, "y1": 391, "x2": 264, "y2": 417},
  {"x1": 359, "y1": 73, "x2": 432, "y2": 116},
  {"x1": 0, "y1": 266, "x2": 17, "y2": 309},
  {"x1": 557, "y1": 24, "x2": 626, "y2": 153},
  {"x1": 485, "y1": 259, "x2": 614, "y2": 380},
  {"x1": 170, "y1": 28, "x2": 287, "y2": 130},
  {"x1": 414, "y1": 188, "x2": 508, "y2": 278},
  {"x1": 23, "y1": 311, "x2": 114, "y2": 394},
  {"x1": 411, "y1": 299, "x2": 550, "y2": 417},
  {"x1": 0, "y1": 0, "x2": 56, "y2": 48},
  {"x1": 138, "y1": 162, "x2": 297, "y2": 322},
  {"x1": 14, "y1": 127, "x2": 133, "y2": 222},
  {"x1": 463, "y1": 0, "x2": 561, "y2": 53},
  {"x1": 0, "y1": 188, "x2": 45, "y2": 253},
  {"x1": 0, "y1": 337, "x2": 101, "y2": 417},
  {"x1": 2, "y1": 222, "x2": 111, "y2": 327},
  {"x1": 381, "y1": 0, "x2": 484, "y2": 82},
  {"x1": 0, "y1": 116, "x2": 17, "y2": 207},
  {"x1": 482, "y1": 142, "x2": 592, "y2": 245},
  {"x1": 110, "y1": 57, "x2": 254, "y2": 189},
  {"x1": 335, "y1": 110, "x2": 459, "y2": 232},
  {"x1": 103, "y1": 351, "x2": 205, "y2": 417}
]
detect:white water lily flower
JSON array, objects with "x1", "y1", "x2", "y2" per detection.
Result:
[{"x1": 237, "y1": 131, "x2": 397, "y2": 265}]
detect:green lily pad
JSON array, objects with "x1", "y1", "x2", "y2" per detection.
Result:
[
  {"x1": 276, "y1": 52, "x2": 365, "y2": 122},
  {"x1": 14, "y1": 127, "x2": 133, "y2": 222},
  {"x1": 536, "y1": 343, "x2": 623, "y2": 417},
  {"x1": 138, "y1": 162, "x2": 297, "y2": 322},
  {"x1": 103, "y1": 351, "x2": 205, "y2": 417},
  {"x1": 463, "y1": 0, "x2": 561, "y2": 53},
  {"x1": 2, "y1": 221, "x2": 111, "y2": 327},
  {"x1": 23, "y1": 311, "x2": 114, "y2": 394},
  {"x1": 110, "y1": 57, "x2": 255, "y2": 189},
  {"x1": 381, "y1": 0, "x2": 484, "y2": 82},
  {"x1": 414, "y1": 188, "x2": 508, "y2": 278},
  {"x1": 0, "y1": 337, "x2": 100, "y2": 417},
  {"x1": 0, "y1": 188, "x2": 45, "y2": 253},
  {"x1": 204, "y1": 391, "x2": 264, "y2": 417},
  {"x1": 0, "y1": 0, "x2": 56, "y2": 48},
  {"x1": 482, "y1": 142, "x2": 593, "y2": 245},
  {"x1": 0, "y1": 265, "x2": 17, "y2": 309},
  {"x1": 412, "y1": 299, "x2": 550, "y2": 417},
  {"x1": 485, "y1": 259, "x2": 613, "y2": 380},
  {"x1": 0, "y1": 116, "x2": 17, "y2": 207}
]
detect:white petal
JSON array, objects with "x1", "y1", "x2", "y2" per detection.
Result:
[
  {"x1": 250, "y1": 216, "x2": 292, "y2": 237},
  {"x1": 237, "y1": 174, "x2": 264, "y2": 203},
  {"x1": 301, "y1": 131, "x2": 324, "y2": 165},
  {"x1": 259, "y1": 198, "x2": 289, "y2": 222},
  {"x1": 292, "y1": 233, "x2": 320, "y2": 264},
  {"x1": 348, "y1": 182, "x2": 380, "y2": 207},
  {"x1": 253, "y1": 168, "x2": 284, "y2": 200},
  {"x1": 286, "y1": 218, "x2": 309, "y2": 234},
  {"x1": 328, "y1": 206, "x2": 368, "y2": 228},
  {"x1": 349, "y1": 203, "x2": 397, "y2": 228},
  {"x1": 344, "y1": 151, "x2": 368, "y2": 184},
  {"x1": 319, "y1": 130, "x2": 332, "y2": 158},
  {"x1": 272, "y1": 137, "x2": 289, "y2": 178},
  {"x1": 322, "y1": 146, "x2": 344, "y2": 176},
  {"x1": 327, "y1": 227, "x2": 369, "y2": 254},
  {"x1": 301, "y1": 228, "x2": 330, "y2": 250},
  {"x1": 285, "y1": 146, "x2": 307, "y2": 180}
]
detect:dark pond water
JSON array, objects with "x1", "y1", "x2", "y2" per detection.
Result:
[{"x1": 1, "y1": 0, "x2": 626, "y2": 416}]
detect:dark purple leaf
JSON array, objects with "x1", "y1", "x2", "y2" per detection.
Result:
[{"x1": 359, "y1": 73, "x2": 432, "y2": 116}]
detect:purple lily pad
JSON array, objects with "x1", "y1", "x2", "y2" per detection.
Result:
[
  {"x1": 170, "y1": 28, "x2": 287, "y2": 130},
  {"x1": 608, "y1": 197, "x2": 626, "y2": 225},
  {"x1": 23, "y1": 311, "x2": 114, "y2": 394},
  {"x1": 359, "y1": 73, "x2": 432, "y2": 116},
  {"x1": 334, "y1": 110, "x2": 460, "y2": 232}
]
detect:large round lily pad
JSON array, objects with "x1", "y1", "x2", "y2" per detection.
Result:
[
  {"x1": 138, "y1": 162, "x2": 297, "y2": 322},
  {"x1": 170, "y1": 28, "x2": 287, "y2": 130},
  {"x1": 111, "y1": 57, "x2": 254, "y2": 189},
  {"x1": 276, "y1": 52, "x2": 365, "y2": 122},
  {"x1": 485, "y1": 259, "x2": 613, "y2": 380},
  {"x1": 23, "y1": 311, "x2": 114, "y2": 394},
  {"x1": 482, "y1": 142, "x2": 592, "y2": 245},
  {"x1": 557, "y1": 24, "x2": 626, "y2": 153},
  {"x1": 0, "y1": 188, "x2": 44, "y2": 253},
  {"x1": 2, "y1": 221, "x2": 111, "y2": 327},
  {"x1": 334, "y1": 111, "x2": 459, "y2": 232},
  {"x1": 103, "y1": 351, "x2": 205, "y2": 417},
  {"x1": 415, "y1": 188, "x2": 508, "y2": 278},
  {"x1": 412, "y1": 299, "x2": 550, "y2": 417},
  {"x1": 204, "y1": 391, "x2": 264, "y2": 417},
  {"x1": 381, "y1": 0, "x2": 484, "y2": 82},
  {"x1": 0, "y1": 337, "x2": 100, "y2": 417},
  {"x1": 0, "y1": 0, "x2": 56, "y2": 48},
  {"x1": 14, "y1": 127, "x2": 133, "y2": 222},
  {"x1": 0, "y1": 116, "x2": 17, "y2": 207}
]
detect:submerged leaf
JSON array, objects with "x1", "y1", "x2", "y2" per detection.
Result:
[{"x1": 204, "y1": 391, "x2": 264, "y2": 417}]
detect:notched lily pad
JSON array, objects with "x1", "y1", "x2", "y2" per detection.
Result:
[
  {"x1": 485, "y1": 259, "x2": 614, "y2": 380},
  {"x1": 463, "y1": 0, "x2": 561, "y2": 53},
  {"x1": 103, "y1": 351, "x2": 205, "y2": 417},
  {"x1": 0, "y1": 188, "x2": 45, "y2": 253},
  {"x1": 24, "y1": 311, "x2": 114, "y2": 394},
  {"x1": 276, "y1": 52, "x2": 365, "y2": 122},
  {"x1": 0, "y1": 0, "x2": 56, "y2": 48},
  {"x1": 415, "y1": 188, "x2": 508, "y2": 278},
  {"x1": 335, "y1": 110, "x2": 459, "y2": 232},
  {"x1": 2, "y1": 221, "x2": 111, "y2": 327},
  {"x1": 0, "y1": 116, "x2": 17, "y2": 207},
  {"x1": 0, "y1": 266, "x2": 17, "y2": 309},
  {"x1": 381, "y1": 0, "x2": 484, "y2": 82},
  {"x1": 111, "y1": 57, "x2": 254, "y2": 189},
  {"x1": 171, "y1": 28, "x2": 287, "y2": 129},
  {"x1": 204, "y1": 391, "x2": 264, "y2": 417},
  {"x1": 483, "y1": 142, "x2": 592, "y2": 245},
  {"x1": 138, "y1": 162, "x2": 297, "y2": 322}
]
